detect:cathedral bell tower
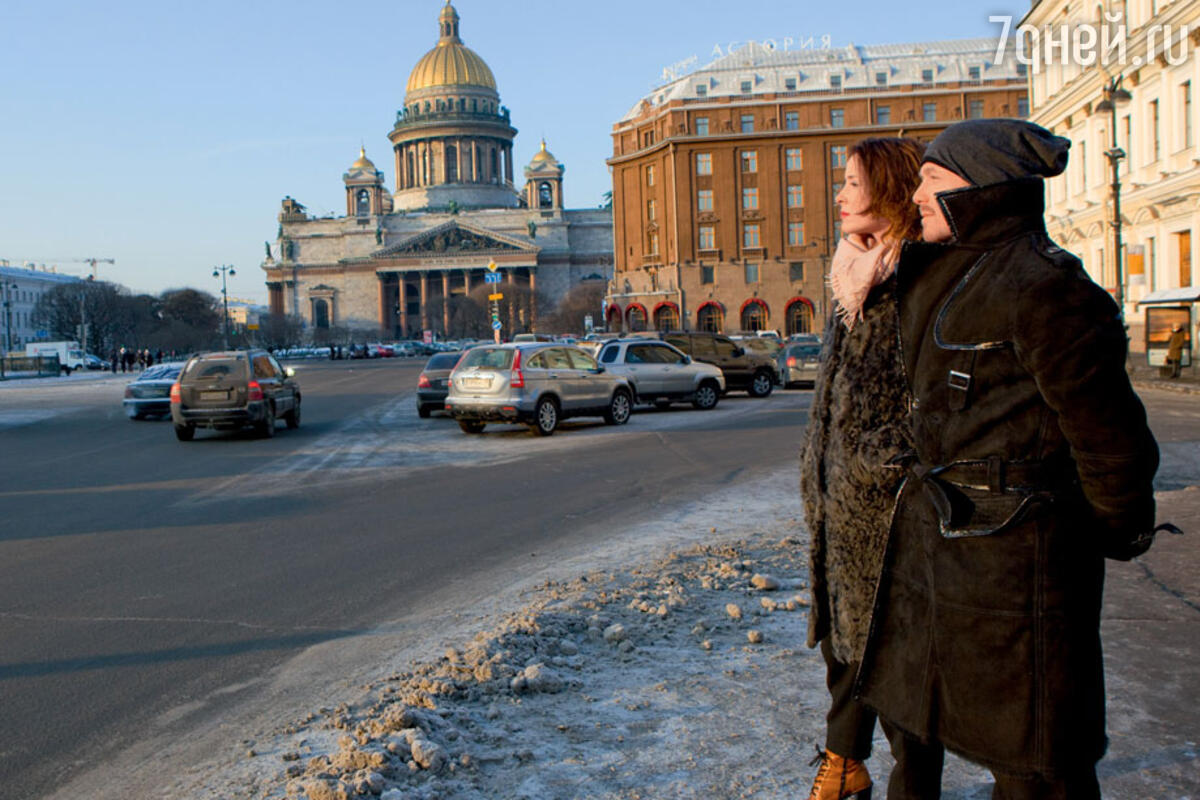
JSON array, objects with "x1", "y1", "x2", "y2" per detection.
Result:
[{"x1": 343, "y1": 147, "x2": 392, "y2": 218}]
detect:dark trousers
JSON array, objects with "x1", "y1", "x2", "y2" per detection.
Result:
[
  {"x1": 880, "y1": 726, "x2": 1101, "y2": 800},
  {"x1": 821, "y1": 637, "x2": 876, "y2": 760}
]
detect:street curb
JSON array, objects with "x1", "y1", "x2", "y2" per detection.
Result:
[{"x1": 1131, "y1": 379, "x2": 1200, "y2": 396}]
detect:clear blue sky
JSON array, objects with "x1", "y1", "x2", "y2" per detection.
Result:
[{"x1": 0, "y1": 0, "x2": 1026, "y2": 304}]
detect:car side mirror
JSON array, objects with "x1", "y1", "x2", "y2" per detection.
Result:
[
  {"x1": 733, "y1": 347, "x2": 745, "y2": 357},
  {"x1": 683, "y1": 355, "x2": 692, "y2": 364},
  {"x1": 284, "y1": 367, "x2": 296, "y2": 378},
  {"x1": 593, "y1": 365, "x2": 606, "y2": 374}
]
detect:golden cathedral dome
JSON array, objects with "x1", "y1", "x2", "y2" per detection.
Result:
[
  {"x1": 350, "y1": 146, "x2": 376, "y2": 170},
  {"x1": 405, "y1": 2, "x2": 497, "y2": 95}
]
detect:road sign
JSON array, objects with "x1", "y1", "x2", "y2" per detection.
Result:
[
  {"x1": 488, "y1": 293, "x2": 503, "y2": 301},
  {"x1": 492, "y1": 320, "x2": 502, "y2": 331},
  {"x1": 484, "y1": 272, "x2": 502, "y2": 283},
  {"x1": 486, "y1": 260, "x2": 498, "y2": 272}
]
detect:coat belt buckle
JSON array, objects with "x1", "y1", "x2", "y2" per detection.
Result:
[{"x1": 948, "y1": 370, "x2": 972, "y2": 392}]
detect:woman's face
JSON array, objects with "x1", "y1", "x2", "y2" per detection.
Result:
[{"x1": 835, "y1": 155, "x2": 890, "y2": 239}]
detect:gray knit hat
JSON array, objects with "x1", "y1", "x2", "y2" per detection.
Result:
[{"x1": 923, "y1": 118, "x2": 1070, "y2": 186}]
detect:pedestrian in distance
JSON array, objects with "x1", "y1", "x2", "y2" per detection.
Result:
[
  {"x1": 856, "y1": 118, "x2": 1170, "y2": 799},
  {"x1": 799, "y1": 136, "x2": 925, "y2": 800},
  {"x1": 1165, "y1": 323, "x2": 1187, "y2": 378},
  {"x1": 109, "y1": 349, "x2": 118, "y2": 373}
]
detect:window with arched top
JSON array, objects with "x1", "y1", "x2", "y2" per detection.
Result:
[
  {"x1": 313, "y1": 298, "x2": 330, "y2": 329},
  {"x1": 606, "y1": 305, "x2": 622, "y2": 330},
  {"x1": 538, "y1": 182, "x2": 553, "y2": 208},
  {"x1": 446, "y1": 145, "x2": 458, "y2": 183},
  {"x1": 741, "y1": 300, "x2": 768, "y2": 331},
  {"x1": 626, "y1": 304, "x2": 648, "y2": 332},
  {"x1": 356, "y1": 189, "x2": 371, "y2": 217},
  {"x1": 653, "y1": 304, "x2": 679, "y2": 331},
  {"x1": 786, "y1": 299, "x2": 814, "y2": 335},
  {"x1": 697, "y1": 303, "x2": 724, "y2": 332},
  {"x1": 491, "y1": 148, "x2": 500, "y2": 183}
]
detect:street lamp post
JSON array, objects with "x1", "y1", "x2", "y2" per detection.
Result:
[
  {"x1": 213, "y1": 264, "x2": 236, "y2": 349},
  {"x1": 1096, "y1": 75, "x2": 1132, "y2": 316},
  {"x1": 2, "y1": 281, "x2": 17, "y2": 354}
]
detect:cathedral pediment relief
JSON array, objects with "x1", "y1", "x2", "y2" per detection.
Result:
[{"x1": 372, "y1": 221, "x2": 537, "y2": 259}]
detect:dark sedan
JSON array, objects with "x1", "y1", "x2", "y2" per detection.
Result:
[
  {"x1": 416, "y1": 351, "x2": 463, "y2": 417},
  {"x1": 123, "y1": 363, "x2": 185, "y2": 419}
]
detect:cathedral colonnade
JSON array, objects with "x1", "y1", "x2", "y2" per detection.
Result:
[{"x1": 375, "y1": 265, "x2": 536, "y2": 339}]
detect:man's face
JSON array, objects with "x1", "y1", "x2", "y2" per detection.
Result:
[{"x1": 912, "y1": 162, "x2": 972, "y2": 242}]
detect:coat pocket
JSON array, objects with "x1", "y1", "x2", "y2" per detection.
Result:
[{"x1": 926, "y1": 479, "x2": 1053, "y2": 539}]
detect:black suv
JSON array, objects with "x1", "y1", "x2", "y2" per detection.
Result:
[
  {"x1": 170, "y1": 350, "x2": 301, "y2": 441},
  {"x1": 661, "y1": 332, "x2": 780, "y2": 397}
]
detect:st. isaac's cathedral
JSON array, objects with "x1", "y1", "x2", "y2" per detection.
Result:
[{"x1": 261, "y1": 2, "x2": 613, "y2": 338}]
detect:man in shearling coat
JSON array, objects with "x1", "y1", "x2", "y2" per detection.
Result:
[{"x1": 857, "y1": 119, "x2": 1163, "y2": 799}]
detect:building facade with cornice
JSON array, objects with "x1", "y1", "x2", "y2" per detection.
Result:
[
  {"x1": 261, "y1": 2, "x2": 612, "y2": 340},
  {"x1": 606, "y1": 38, "x2": 1029, "y2": 335},
  {"x1": 1026, "y1": 0, "x2": 1200, "y2": 340}
]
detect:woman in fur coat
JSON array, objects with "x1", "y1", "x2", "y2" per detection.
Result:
[{"x1": 799, "y1": 137, "x2": 924, "y2": 800}]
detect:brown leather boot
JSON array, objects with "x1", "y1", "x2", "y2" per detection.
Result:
[{"x1": 808, "y1": 747, "x2": 873, "y2": 800}]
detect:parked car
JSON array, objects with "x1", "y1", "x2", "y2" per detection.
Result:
[
  {"x1": 445, "y1": 343, "x2": 633, "y2": 436},
  {"x1": 170, "y1": 349, "x2": 301, "y2": 441},
  {"x1": 777, "y1": 342, "x2": 822, "y2": 388},
  {"x1": 788, "y1": 332, "x2": 821, "y2": 344},
  {"x1": 660, "y1": 332, "x2": 780, "y2": 397},
  {"x1": 596, "y1": 339, "x2": 725, "y2": 410},
  {"x1": 731, "y1": 335, "x2": 782, "y2": 359},
  {"x1": 416, "y1": 351, "x2": 463, "y2": 417},
  {"x1": 123, "y1": 362, "x2": 186, "y2": 419},
  {"x1": 85, "y1": 353, "x2": 107, "y2": 371}
]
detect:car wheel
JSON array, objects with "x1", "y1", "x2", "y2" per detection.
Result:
[
  {"x1": 748, "y1": 369, "x2": 774, "y2": 398},
  {"x1": 532, "y1": 397, "x2": 559, "y2": 436},
  {"x1": 417, "y1": 404, "x2": 432, "y2": 419},
  {"x1": 692, "y1": 381, "x2": 720, "y2": 410},
  {"x1": 285, "y1": 400, "x2": 301, "y2": 429},
  {"x1": 174, "y1": 423, "x2": 195, "y2": 441},
  {"x1": 604, "y1": 389, "x2": 632, "y2": 425},
  {"x1": 458, "y1": 420, "x2": 486, "y2": 434},
  {"x1": 258, "y1": 404, "x2": 276, "y2": 438}
]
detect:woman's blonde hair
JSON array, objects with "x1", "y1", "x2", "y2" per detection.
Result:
[{"x1": 847, "y1": 137, "x2": 925, "y2": 243}]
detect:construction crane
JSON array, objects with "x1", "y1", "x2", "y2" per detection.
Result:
[{"x1": 0, "y1": 257, "x2": 115, "y2": 355}]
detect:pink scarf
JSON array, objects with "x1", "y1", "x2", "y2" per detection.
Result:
[{"x1": 828, "y1": 236, "x2": 898, "y2": 330}]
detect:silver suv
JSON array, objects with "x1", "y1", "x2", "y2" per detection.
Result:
[
  {"x1": 596, "y1": 339, "x2": 725, "y2": 410},
  {"x1": 445, "y1": 343, "x2": 633, "y2": 436}
]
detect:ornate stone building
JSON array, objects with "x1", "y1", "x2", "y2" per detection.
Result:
[
  {"x1": 607, "y1": 38, "x2": 1029, "y2": 335},
  {"x1": 262, "y1": 2, "x2": 612, "y2": 339}
]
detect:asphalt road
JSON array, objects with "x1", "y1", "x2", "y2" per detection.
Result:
[{"x1": 0, "y1": 359, "x2": 815, "y2": 800}]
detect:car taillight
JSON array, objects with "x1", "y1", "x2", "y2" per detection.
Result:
[
  {"x1": 509, "y1": 350, "x2": 524, "y2": 388},
  {"x1": 786, "y1": 356, "x2": 798, "y2": 367},
  {"x1": 418, "y1": 373, "x2": 432, "y2": 388},
  {"x1": 247, "y1": 380, "x2": 264, "y2": 401},
  {"x1": 169, "y1": 382, "x2": 181, "y2": 403}
]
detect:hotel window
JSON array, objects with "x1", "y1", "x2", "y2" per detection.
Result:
[
  {"x1": 647, "y1": 199, "x2": 657, "y2": 221},
  {"x1": 743, "y1": 187, "x2": 759, "y2": 210},
  {"x1": 647, "y1": 230, "x2": 659, "y2": 255},
  {"x1": 696, "y1": 152, "x2": 712, "y2": 174},
  {"x1": 876, "y1": 105, "x2": 891, "y2": 125},
  {"x1": 696, "y1": 84, "x2": 708, "y2": 96},
  {"x1": 875, "y1": 71, "x2": 888, "y2": 86},
  {"x1": 830, "y1": 74, "x2": 842, "y2": 91},
  {"x1": 743, "y1": 224, "x2": 761, "y2": 248},
  {"x1": 786, "y1": 148, "x2": 803, "y2": 170},
  {"x1": 785, "y1": 77, "x2": 797, "y2": 90},
  {"x1": 695, "y1": 117, "x2": 709, "y2": 136},
  {"x1": 697, "y1": 189, "x2": 713, "y2": 211},
  {"x1": 921, "y1": 68, "x2": 934, "y2": 84},
  {"x1": 787, "y1": 185, "x2": 804, "y2": 207},
  {"x1": 1017, "y1": 95, "x2": 1029, "y2": 117},
  {"x1": 1152, "y1": 99, "x2": 1161, "y2": 161},
  {"x1": 740, "y1": 79, "x2": 753, "y2": 93},
  {"x1": 701, "y1": 263, "x2": 715, "y2": 284},
  {"x1": 830, "y1": 108, "x2": 845, "y2": 128},
  {"x1": 741, "y1": 114, "x2": 755, "y2": 132},
  {"x1": 969, "y1": 99, "x2": 985, "y2": 119},
  {"x1": 643, "y1": 130, "x2": 655, "y2": 147},
  {"x1": 744, "y1": 262, "x2": 759, "y2": 283},
  {"x1": 923, "y1": 102, "x2": 937, "y2": 122},
  {"x1": 1184, "y1": 81, "x2": 1193, "y2": 148},
  {"x1": 789, "y1": 262, "x2": 806, "y2": 282},
  {"x1": 698, "y1": 225, "x2": 716, "y2": 250},
  {"x1": 785, "y1": 111, "x2": 800, "y2": 130},
  {"x1": 788, "y1": 222, "x2": 806, "y2": 246},
  {"x1": 646, "y1": 164, "x2": 655, "y2": 185},
  {"x1": 1016, "y1": 62, "x2": 1028, "y2": 77},
  {"x1": 831, "y1": 145, "x2": 848, "y2": 168},
  {"x1": 741, "y1": 150, "x2": 758, "y2": 172},
  {"x1": 968, "y1": 65, "x2": 981, "y2": 82}
]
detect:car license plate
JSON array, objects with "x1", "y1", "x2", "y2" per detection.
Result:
[
  {"x1": 201, "y1": 390, "x2": 228, "y2": 401},
  {"x1": 463, "y1": 377, "x2": 490, "y2": 389}
]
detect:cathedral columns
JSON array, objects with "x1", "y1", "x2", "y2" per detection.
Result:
[
  {"x1": 442, "y1": 272, "x2": 451, "y2": 333},
  {"x1": 419, "y1": 271, "x2": 430, "y2": 331},
  {"x1": 398, "y1": 277, "x2": 409, "y2": 337},
  {"x1": 528, "y1": 269, "x2": 537, "y2": 329},
  {"x1": 462, "y1": 269, "x2": 473, "y2": 297},
  {"x1": 504, "y1": 146, "x2": 513, "y2": 186},
  {"x1": 378, "y1": 274, "x2": 389, "y2": 334}
]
